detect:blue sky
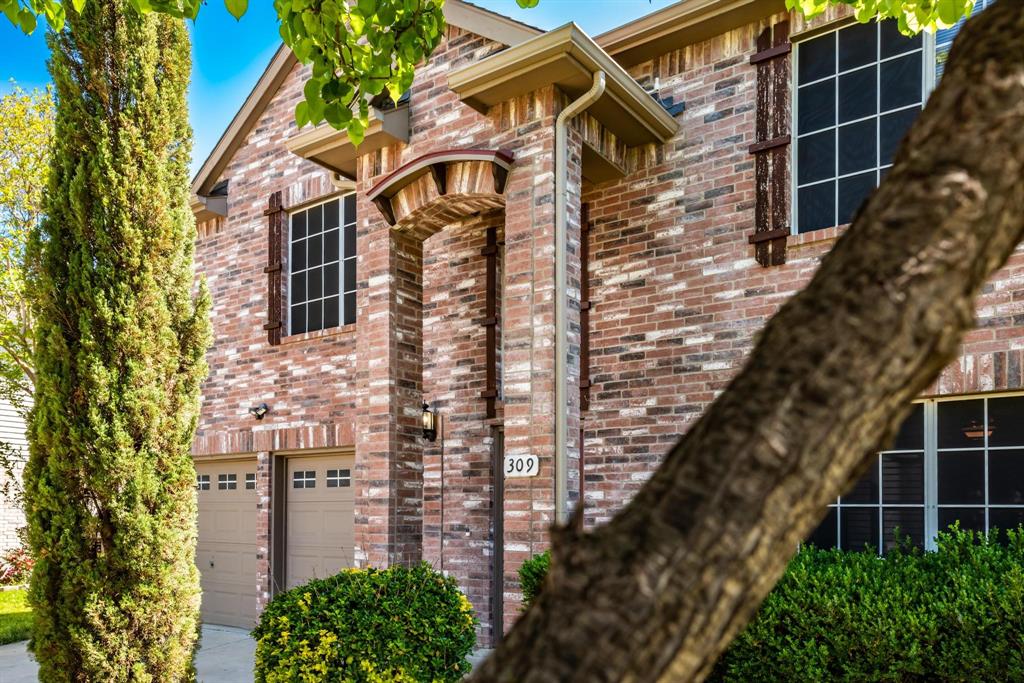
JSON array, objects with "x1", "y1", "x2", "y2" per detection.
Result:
[{"x1": 0, "y1": 1, "x2": 678, "y2": 177}]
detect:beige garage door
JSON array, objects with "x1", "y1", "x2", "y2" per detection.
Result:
[
  {"x1": 195, "y1": 458, "x2": 258, "y2": 628},
  {"x1": 286, "y1": 453, "x2": 355, "y2": 589}
]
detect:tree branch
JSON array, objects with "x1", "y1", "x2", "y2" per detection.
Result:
[{"x1": 471, "y1": 3, "x2": 1024, "y2": 681}]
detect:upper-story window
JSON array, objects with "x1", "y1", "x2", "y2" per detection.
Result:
[
  {"x1": 794, "y1": 21, "x2": 926, "y2": 234},
  {"x1": 289, "y1": 194, "x2": 357, "y2": 335},
  {"x1": 936, "y1": 0, "x2": 993, "y2": 80}
]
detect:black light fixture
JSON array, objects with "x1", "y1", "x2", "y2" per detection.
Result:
[
  {"x1": 248, "y1": 403, "x2": 269, "y2": 420},
  {"x1": 421, "y1": 403, "x2": 437, "y2": 442}
]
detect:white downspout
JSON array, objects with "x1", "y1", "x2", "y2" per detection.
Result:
[{"x1": 554, "y1": 71, "x2": 606, "y2": 526}]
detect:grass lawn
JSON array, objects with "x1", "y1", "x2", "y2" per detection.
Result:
[{"x1": 0, "y1": 589, "x2": 31, "y2": 645}]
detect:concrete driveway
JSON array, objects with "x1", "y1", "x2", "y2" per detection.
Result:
[{"x1": 0, "y1": 624, "x2": 255, "y2": 682}]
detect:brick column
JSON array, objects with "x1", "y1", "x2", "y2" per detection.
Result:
[
  {"x1": 255, "y1": 450, "x2": 273, "y2": 609},
  {"x1": 354, "y1": 195, "x2": 424, "y2": 568}
]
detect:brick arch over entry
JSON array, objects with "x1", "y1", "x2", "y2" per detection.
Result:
[{"x1": 367, "y1": 149, "x2": 513, "y2": 237}]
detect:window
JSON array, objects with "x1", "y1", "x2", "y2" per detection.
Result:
[
  {"x1": 794, "y1": 21, "x2": 926, "y2": 233},
  {"x1": 326, "y1": 469, "x2": 351, "y2": 488},
  {"x1": 292, "y1": 470, "x2": 316, "y2": 489},
  {"x1": 218, "y1": 473, "x2": 237, "y2": 490},
  {"x1": 936, "y1": 0, "x2": 993, "y2": 80},
  {"x1": 808, "y1": 394, "x2": 1024, "y2": 552},
  {"x1": 245, "y1": 472, "x2": 256, "y2": 490},
  {"x1": 196, "y1": 474, "x2": 210, "y2": 491},
  {"x1": 289, "y1": 194, "x2": 357, "y2": 335}
]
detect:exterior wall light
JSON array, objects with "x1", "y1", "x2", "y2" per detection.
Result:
[
  {"x1": 248, "y1": 403, "x2": 269, "y2": 420},
  {"x1": 422, "y1": 403, "x2": 437, "y2": 442}
]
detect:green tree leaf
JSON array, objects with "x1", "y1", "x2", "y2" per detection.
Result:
[{"x1": 225, "y1": 0, "x2": 247, "y2": 20}]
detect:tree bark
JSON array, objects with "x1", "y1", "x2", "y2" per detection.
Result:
[{"x1": 471, "y1": 3, "x2": 1024, "y2": 681}]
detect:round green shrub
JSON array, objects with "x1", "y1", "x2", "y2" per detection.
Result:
[
  {"x1": 253, "y1": 562, "x2": 477, "y2": 682},
  {"x1": 518, "y1": 550, "x2": 551, "y2": 607},
  {"x1": 712, "y1": 526, "x2": 1024, "y2": 682}
]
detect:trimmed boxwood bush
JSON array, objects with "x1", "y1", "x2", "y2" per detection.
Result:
[
  {"x1": 253, "y1": 563, "x2": 477, "y2": 682},
  {"x1": 713, "y1": 526, "x2": 1024, "y2": 682},
  {"x1": 518, "y1": 550, "x2": 550, "y2": 606}
]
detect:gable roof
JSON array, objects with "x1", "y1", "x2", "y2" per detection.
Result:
[{"x1": 190, "y1": 0, "x2": 541, "y2": 199}]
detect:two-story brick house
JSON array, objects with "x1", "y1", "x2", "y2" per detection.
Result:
[{"x1": 189, "y1": 0, "x2": 1022, "y2": 644}]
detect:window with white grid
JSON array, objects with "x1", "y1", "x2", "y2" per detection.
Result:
[
  {"x1": 292, "y1": 470, "x2": 316, "y2": 489},
  {"x1": 218, "y1": 473, "x2": 237, "y2": 490},
  {"x1": 289, "y1": 194, "x2": 356, "y2": 335},
  {"x1": 196, "y1": 474, "x2": 210, "y2": 491},
  {"x1": 326, "y1": 469, "x2": 351, "y2": 488},
  {"x1": 245, "y1": 473, "x2": 256, "y2": 490},
  {"x1": 793, "y1": 21, "x2": 925, "y2": 233}
]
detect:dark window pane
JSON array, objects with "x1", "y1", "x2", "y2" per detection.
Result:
[
  {"x1": 880, "y1": 52, "x2": 922, "y2": 112},
  {"x1": 323, "y1": 296, "x2": 340, "y2": 329},
  {"x1": 344, "y1": 193, "x2": 356, "y2": 224},
  {"x1": 290, "y1": 303, "x2": 306, "y2": 335},
  {"x1": 797, "y1": 181, "x2": 835, "y2": 234},
  {"x1": 344, "y1": 292, "x2": 357, "y2": 325},
  {"x1": 841, "y1": 507, "x2": 879, "y2": 552},
  {"x1": 838, "y1": 22, "x2": 877, "y2": 71},
  {"x1": 799, "y1": 32, "x2": 836, "y2": 84},
  {"x1": 939, "y1": 507, "x2": 985, "y2": 533},
  {"x1": 879, "y1": 107, "x2": 918, "y2": 166},
  {"x1": 324, "y1": 263, "x2": 339, "y2": 297},
  {"x1": 989, "y1": 449, "x2": 1024, "y2": 504},
  {"x1": 798, "y1": 79, "x2": 835, "y2": 134},
  {"x1": 880, "y1": 19, "x2": 922, "y2": 59},
  {"x1": 938, "y1": 450, "x2": 985, "y2": 504},
  {"x1": 838, "y1": 66, "x2": 876, "y2": 123},
  {"x1": 797, "y1": 129, "x2": 835, "y2": 184},
  {"x1": 838, "y1": 172, "x2": 876, "y2": 225},
  {"x1": 892, "y1": 403, "x2": 925, "y2": 450},
  {"x1": 807, "y1": 508, "x2": 838, "y2": 549},
  {"x1": 307, "y1": 204, "x2": 323, "y2": 234},
  {"x1": 324, "y1": 229, "x2": 340, "y2": 262},
  {"x1": 883, "y1": 507, "x2": 924, "y2": 552},
  {"x1": 989, "y1": 508, "x2": 1024, "y2": 538},
  {"x1": 344, "y1": 259, "x2": 356, "y2": 293},
  {"x1": 290, "y1": 272, "x2": 306, "y2": 304},
  {"x1": 842, "y1": 455, "x2": 878, "y2": 503},
  {"x1": 307, "y1": 299, "x2": 323, "y2": 331},
  {"x1": 308, "y1": 234, "x2": 323, "y2": 267},
  {"x1": 838, "y1": 119, "x2": 877, "y2": 175},
  {"x1": 344, "y1": 224, "x2": 356, "y2": 258},
  {"x1": 291, "y1": 239, "x2": 306, "y2": 271},
  {"x1": 324, "y1": 199, "x2": 340, "y2": 230},
  {"x1": 938, "y1": 399, "x2": 985, "y2": 448},
  {"x1": 882, "y1": 452, "x2": 924, "y2": 504},
  {"x1": 988, "y1": 396, "x2": 1024, "y2": 447},
  {"x1": 327, "y1": 478, "x2": 337, "y2": 488},
  {"x1": 292, "y1": 211, "x2": 307, "y2": 240},
  {"x1": 307, "y1": 269, "x2": 323, "y2": 300}
]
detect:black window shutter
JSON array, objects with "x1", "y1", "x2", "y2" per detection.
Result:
[{"x1": 263, "y1": 191, "x2": 285, "y2": 345}]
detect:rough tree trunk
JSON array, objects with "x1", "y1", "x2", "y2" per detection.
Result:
[{"x1": 472, "y1": 3, "x2": 1024, "y2": 681}]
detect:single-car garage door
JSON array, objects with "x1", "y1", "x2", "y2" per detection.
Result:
[
  {"x1": 195, "y1": 458, "x2": 258, "y2": 628},
  {"x1": 286, "y1": 453, "x2": 355, "y2": 589}
]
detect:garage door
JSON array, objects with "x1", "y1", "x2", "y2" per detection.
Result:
[
  {"x1": 286, "y1": 453, "x2": 355, "y2": 589},
  {"x1": 195, "y1": 458, "x2": 258, "y2": 628}
]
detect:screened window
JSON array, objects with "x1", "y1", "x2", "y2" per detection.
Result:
[
  {"x1": 808, "y1": 395, "x2": 1024, "y2": 552},
  {"x1": 196, "y1": 474, "x2": 210, "y2": 491},
  {"x1": 326, "y1": 469, "x2": 351, "y2": 488},
  {"x1": 794, "y1": 21, "x2": 925, "y2": 233},
  {"x1": 218, "y1": 473, "x2": 237, "y2": 490},
  {"x1": 292, "y1": 470, "x2": 316, "y2": 489},
  {"x1": 289, "y1": 194, "x2": 356, "y2": 335}
]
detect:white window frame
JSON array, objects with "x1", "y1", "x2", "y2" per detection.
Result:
[
  {"x1": 287, "y1": 193, "x2": 357, "y2": 336},
  {"x1": 821, "y1": 392, "x2": 1024, "y2": 552},
  {"x1": 196, "y1": 474, "x2": 210, "y2": 491},
  {"x1": 326, "y1": 468, "x2": 351, "y2": 488},
  {"x1": 245, "y1": 472, "x2": 257, "y2": 490},
  {"x1": 218, "y1": 473, "x2": 237, "y2": 490},
  {"x1": 292, "y1": 470, "x2": 317, "y2": 489},
  {"x1": 790, "y1": 19, "x2": 936, "y2": 235}
]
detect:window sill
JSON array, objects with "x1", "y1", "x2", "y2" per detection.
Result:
[
  {"x1": 788, "y1": 223, "x2": 850, "y2": 248},
  {"x1": 280, "y1": 323, "x2": 356, "y2": 346}
]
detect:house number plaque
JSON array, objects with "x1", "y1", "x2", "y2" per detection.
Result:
[{"x1": 504, "y1": 454, "x2": 539, "y2": 478}]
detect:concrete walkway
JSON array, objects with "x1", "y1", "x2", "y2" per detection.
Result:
[{"x1": 0, "y1": 624, "x2": 255, "y2": 683}]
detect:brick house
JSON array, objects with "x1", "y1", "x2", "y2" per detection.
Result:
[{"x1": 189, "y1": 0, "x2": 1022, "y2": 644}]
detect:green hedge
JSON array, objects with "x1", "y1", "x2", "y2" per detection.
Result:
[
  {"x1": 713, "y1": 527, "x2": 1024, "y2": 682},
  {"x1": 253, "y1": 563, "x2": 477, "y2": 682},
  {"x1": 518, "y1": 550, "x2": 550, "y2": 606},
  {"x1": 518, "y1": 528, "x2": 1024, "y2": 682}
]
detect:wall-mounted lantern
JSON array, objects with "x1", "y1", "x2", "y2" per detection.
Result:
[
  {"x1": 248, "y1": 403, "x2": 269, "y2": 420},
  {"x1": 422, "y1": 403, "x2": 437, "y2": 442}
]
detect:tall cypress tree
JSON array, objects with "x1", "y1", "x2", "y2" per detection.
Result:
[{"x1": 24, "y1": 2, "x2": 210, "y2": 680}]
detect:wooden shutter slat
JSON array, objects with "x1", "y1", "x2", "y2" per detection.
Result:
[{"x1": 266, "y1": 191, "x2": 285, "y2": 346}]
